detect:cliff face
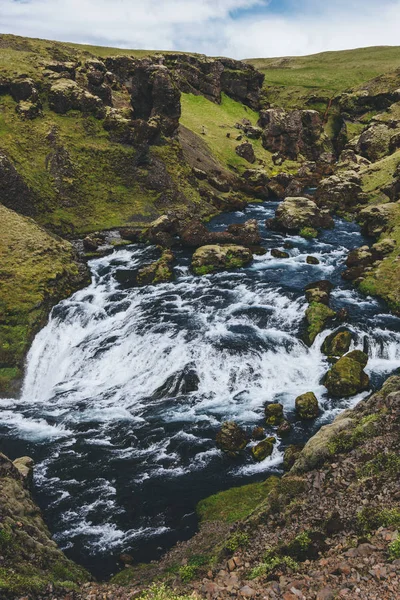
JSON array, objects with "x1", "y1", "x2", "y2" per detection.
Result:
[{"x1": 0, "y1": 453, "x2": 89, "y2": 598}]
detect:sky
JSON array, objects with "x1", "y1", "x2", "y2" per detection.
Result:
[{"x1": 1, "y1": 0, "x2": 400, "y2": 58}]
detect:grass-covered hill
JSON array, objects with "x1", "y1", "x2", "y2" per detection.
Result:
[{"x1": 247, "y1": 45, "x2": 400, "y2": 110}]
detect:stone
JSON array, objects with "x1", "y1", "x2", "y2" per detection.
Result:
[
  {"x1": 295, "y1": 392, "x2": 320, "y2": 420},
  {"x1": 277, "y1": 420, "x2": 292, "y2": 437},
  {"x1": 49, "y1": 79, "x2": 104, "y2": 117},
  {"x1": 136, "y1": 250, "x2": 175, "y2": 285},
  {"x1": 192, "y1": 244, "x2": 253, "y2": 275},
  {"x1": 307, "y1": 256, "x2": 320, "y2": 265},
  {"x1": 235, "y1": 141, "x2": 256, "y2": 163},
  {"x1": 355, "y1": 123, "x2": 395, "y2": 162},
  {"x1": 304, "y1": 303, "x2": 336, "y2": 345},
  {"x1": 240, "y1": 585, "x2": 256, "y2": 597},
  {"x1": 259, "y1": 108, "x2": 324, "y2": 160},
  {"x1": 10, "y1": 77, "x2": 39, "y2": 102},
  {"x1": 251, "y1": 437, "x2": 276, "y2": 461},
  {"x1": 315, "y1": 170, "x2": 363, "y2": 213},
  {"x1": 268, "y1": 197, "x2": 334, "y2": 234},
  {"x1": 265, "y1": 403, "x2": 284, "y2": 426},
  {"x1": 16, "y1": 100, "x2": 42, "y2": 119},
  {"x1": 283, "y1": 445, "x2": 303, "y2": 471},
  {"x1": 322, "y1": 330, "x2": 353, "y2": 359},
  {"x1": 216, "y1": 421, "x2": 248, "y2": 456},
  {"x1": 271, "y1": 249, "x2": 290, "y2": 259},
  {"x1": 324, "y1": 351, "x2": 370, "y2": 397},
  {"x1": 358, "y1": 203, "x2": 398, "y2": 237},
  {"x1": 227, "y1": 219, "x2": 262, "y2": 246},
  {"x1": 252, "y1": 426, "x2": 266, "y2": 441}
]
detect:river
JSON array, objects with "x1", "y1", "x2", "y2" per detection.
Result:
[{"x1": 1, "y1": 199, "x2": 400, "y2": 578}]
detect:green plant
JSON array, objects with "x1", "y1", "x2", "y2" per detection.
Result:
[
  {"x1": 388, "y1": 536, "x2": 400, "y2": 560},
  {"x1": 357, "y1": 452, "x2": 400, "y2": 479},
  {"x1": 249, "y1": 555, "x2": 298, "y2": 579},
  {"x1": 299, "y1": 227, "x2": 318, "y2": 239},
  {"x1": 140, "y1": 583, "x2": 194, "y2": 600},
  {"x1": 178, "y1": 565, "x2": 197, "y2": 583},
  {"x1": 357, "y1": 507, "x2": 400, "y2": 534},
  {"x1": 328, "y1": 413, "x2": 380, "y2": 455},
  {"x1": 225, "y1": 532, "x2": 250, "y2": 552}
]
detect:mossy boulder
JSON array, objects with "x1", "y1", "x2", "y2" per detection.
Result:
[
  {"x1": 252, "y1": 426, "x2": 266, "y2": 441},
  {"x1": 322, "y1": 329, "x2": 353, "y2": 359},
  {"x1": 324, "y1": 351, "x2": 370, "y2": 397},
  {"x1": 295, "y1": 392, "x2": 320, "y2": 420},
  {"x1": 283, "y1": 445, "x2": 303, "y2": 471},
  {"x1": 251, "y1": 437, "x2": 276, "y2": 462},
  {"x1": 136, "y1": 250, "x2": 174, "y2": 285},
  {"x1": 304, "y1": 302, "x2": 336, "y2": 345},
  {"x1": 192, "y1": 244, "x2": 253, "y2": 275},
  {"x1": 49, "y1": 79, "x2": 105, "y2": 117},
  {"x1": 216, "y1": 422, "x2": 248, "y2": 456},
  {"x1": 265, "y1": 403, "x2": 284, "y2": 426},
  {"x1": 268, "y1": 197, "x2": 334, "y2": 234},
  {"x1": 277, "y1": 419, "x2": 292, "y2": 437},
  {"x1": 271, "y1": 248, "x2": 289, "y2": 259},
  {"x1": 306, "y1": 256, "x2": 320, "y2": 265}
]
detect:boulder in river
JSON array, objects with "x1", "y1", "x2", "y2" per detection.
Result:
[
  {"x1": 271, "y1": 248, "x2": 289, "y2": 259},
  {"x1": 136, "y1": 250, "x2": 175, "y2": 285},
  {"x1": 304, "y1": 302, "x2": 336, "y2": 346},
  {"x1": 277, "y1": 419, "x2": 292, "y2": 437},
  {"x1": 306, "y1": 256, "x2": 320, "y2": 265},
  {"x1": 304, "y1": 280, "x2": 334, "y2": 306},
  {"x1": 267, "y1": 197, "x2": 334, "y2": 234},
  {"x1": 216, "y1": 422, "x2": 248, "y2": 456},
  {"x1": 322, "y1": 329, "x2": 353, "y2": 359},
  {"x1": 295, "y1": 392, "x2": 320, "y2": 420},
  {"x1": 252, "y1": 426, "x2": 266, "y2": 441},
  {"x1": 192, "y1": 244, "x2": 253, "y2": 275},
  {"x1": 251, "y1": 437, "x2": 276, "y2": 462},
  {"x1": 265, "y1": 402, "x2": 284, "y2": 426},
  {"x1": 324, "y1": 350, "x2": 370, "y2": 397}
]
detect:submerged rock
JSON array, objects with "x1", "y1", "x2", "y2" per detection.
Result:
[
  {"x1": 192, "y1": 244, "x2": 253, "y2": 275},
  {"x1": 295, "y1": 392, "x2": 320, "y2": 420},
  {"x1": 251, "y1": 437, "x2": 276, "y2": 462},
  {"x1": 216, "y1": 422, "x2": 248, "y2": 456},
  {"x1": 324, "y1": 350, "x2": 370, "y2": 397}
]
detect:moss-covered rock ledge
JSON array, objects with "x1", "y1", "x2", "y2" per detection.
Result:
[
  {"x1": 0, "y1": 453, "x2": 90, "y2": 598},
  {"x1": 0, "y1": 204, "x2": 89, "y2": 396}
]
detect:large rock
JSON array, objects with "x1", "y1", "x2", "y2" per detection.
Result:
[
  {"x1": 235, "y1": 141, "x2": 256, "y2": 163},
  {"x1": 136, "y1": 250, "x2": 174, "y2": 285},
  {"x1": 226, "y1": 219, "x2": 261, "y2": 246},
  {"x1": 216, "y1": 421, "x2": 248, "y2": 456},
  {"x1": 324, "y1": 350, "x2": 370, "y2": 397},
  {"x1": 322, "y1": 329, "x2": 353, "y2": 359},
  {"x1": 49, "y1": 79, "x2": 105, "y2": 117},
  {"x1": 295, "y1": 392, "x2": 320, "y2": 420},
  {"x1": 304, "y1": 302, "x2": 336, "y2": 346},
  {"x1": 304, "y1": 280, "x2": 334, "y2": 306},
  {"x1": 315, "y1": 170, "x2": 364, "y2": 213},
  {"x1": 268, "y1": 197, "x2": 334, "y2": 234},
  {"x1": 251, "y1": 437, "x2": 276, "y2": 462},
  {"x1": 259, "y1": 108, "x2": 324, "y2": 160},
  {"x1": 265, "y1": 403, "x2": 284, "y2": 426},
  {"x1": 355, "y1": 123, "x2": 398, "y2": 162},
  {"x1": 358, "y1": 202, "x2": 399, "y2": 237},
  {"x1": 10, "y1": 77, "x2": 39, "y2": 102},
  {"x1": 192, "y1": 244, "x2": 253, "y2": 275}
]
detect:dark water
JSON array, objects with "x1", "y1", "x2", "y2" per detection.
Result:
[{"x1": 1, "y1": 199, "x2": 400, "y2": 579}]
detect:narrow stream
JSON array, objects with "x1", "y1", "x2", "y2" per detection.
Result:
[{"x1": 1, "y1": 200, "x2": 400, "y2": 578}]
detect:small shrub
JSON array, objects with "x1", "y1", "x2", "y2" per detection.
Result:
[
  {"x1": 225, "y1": 532, "x2": 250, "y2": 552},
  {"x1": 178, "y1": 565, "x2": 197, "y2": 583},
  {"x1": 357, "y1": 507, "x2": 400, "y2": 534},
  {"x1": 249, "y1": 556, "x2": 298, "y2": 579},
  {"x1": 141, "y1": 583, "x2": 194, "y2": 600},
  {"x1": 388, "y1": 537, "x2": 400, "y2": 560}
]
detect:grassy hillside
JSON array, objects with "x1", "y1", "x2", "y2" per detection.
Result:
[{"x1": 247, "y1": 46, "x2": 400, "y2": 110}]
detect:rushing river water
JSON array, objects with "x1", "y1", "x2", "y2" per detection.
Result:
[{"x1": 1, "y1": 199, "x2": 400, "y2": 578}]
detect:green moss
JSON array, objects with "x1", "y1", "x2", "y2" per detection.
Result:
[
  {"x1": 299, "y1": 227, "x2": 318, "y2": 239},
  {"x1": 140, "y1": 583, "x2": 196, "y2": 600},
  {"x1": 328, "y1": 413, "x2": 380, "y2": 455},
  {"x1": 197, "y1": 476, "x2": 279, "y2": 523},
  {"x1": 305, "y1": 302, "x2": 336, "y2": 345},
  {"x1": 357, "y1": 452, "x2": 400, "y2": 479},
  {"x1": 389, "y1": 536, "x2": 400, "y2": 560},
  {"x1": 357, "y1": 507, "x2": 400, "y2": 534},
  {"x1": 225, "y1": 532, "x2": 250, "y2": 553},
  {"x1": 324, "y1": 352, "x2": 370, "y2": 397},
  {"x1": 248, "y1": 555, "x2": 299, "y2": 580}
]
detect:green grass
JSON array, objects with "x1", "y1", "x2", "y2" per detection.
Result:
[
  {"x1": 180, "y1": 92, "x2": 299, "y2": 175},
  {"x1": 247, "y1": 46, "x2": 400, "y2": 110},
  {"x1": 197, "y1": 476, "x2": 279, "y2": 523}
]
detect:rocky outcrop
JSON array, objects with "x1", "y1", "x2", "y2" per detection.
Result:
[
  {"x1": 258, "y1": 108, "x2": 326, "y2": 160},
  {"x1": 49, "y1": 79, "x2": 105, "y2": 117},
  {"x1": 358, "y1": 202, "x2": 399, "y2": 237},
  {"x1": 0, "y1": 150, "x2": 38, "y2": 216},
  {"x1": 191, "y1": 244, "x2": 253, "y2": 275},
  {"x1": 0, "y1": 453, "x2": 89, "y2": 597},
  {"x1": 355, "y1": 123, "x2": 399, "y2": 162},
  {"x1": 315, "y1": 170, "x2": 364, "y2": 213},
  {"x1": 324, "y1": 350, "x2": 370, "y2": 397},
  {"x1": 267, "y1": 196, "x2": 334, "y2": 234}
]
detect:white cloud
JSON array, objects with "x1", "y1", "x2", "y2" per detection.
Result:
[{"x1": 0, "y1": 0, "x2": 400, "y2": 58}]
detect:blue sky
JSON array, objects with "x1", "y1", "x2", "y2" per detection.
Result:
[{"x1": 0, "y1": 0, "x2": 400, "y2": 58}]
